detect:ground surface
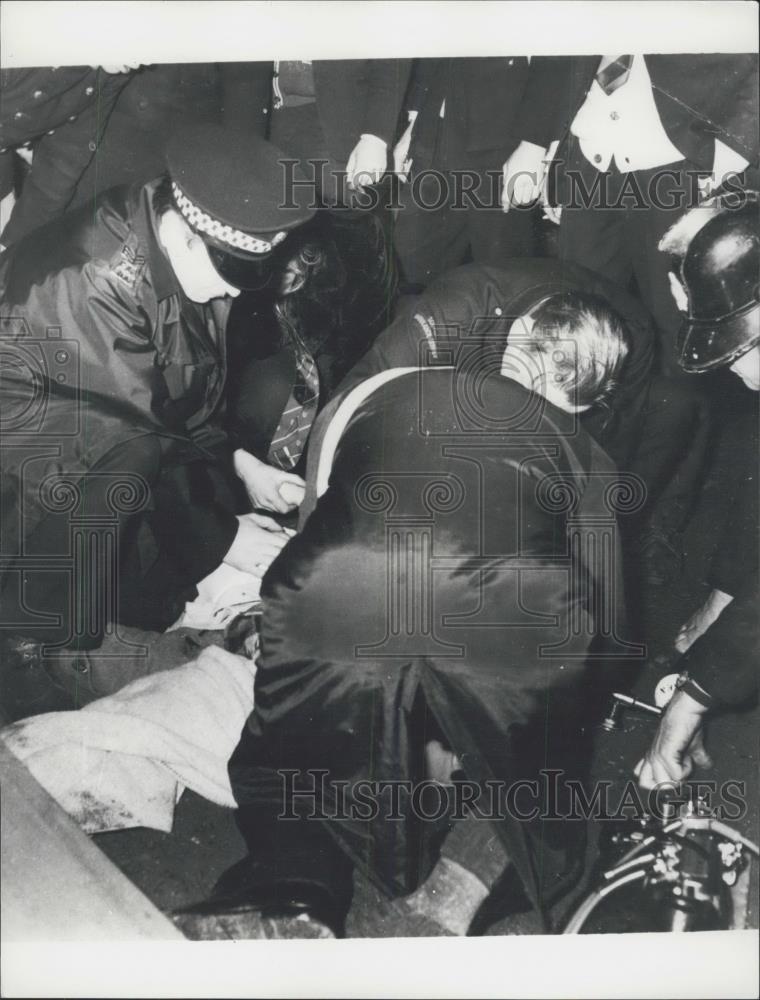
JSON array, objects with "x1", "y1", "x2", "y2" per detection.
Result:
[{"x1": 94, "y1": 378, "x2": 758, "y2": 939}]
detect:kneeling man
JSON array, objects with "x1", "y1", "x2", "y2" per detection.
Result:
[{"x1": 186, "y1": 289, "x2": 631, "y2": 938}]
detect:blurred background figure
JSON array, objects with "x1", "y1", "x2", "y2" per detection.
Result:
[
  {"x1": 0, "y1": 64, "x2": 138, "y2": 247},
  {"x1": 67, "y1": 63, "x2": 272, "y2": 211}
]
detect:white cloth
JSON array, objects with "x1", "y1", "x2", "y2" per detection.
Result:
[
  {"x1": 0, "y1": 646, "x2": 255, "y2": 834},
  {"x1": 571, "y1": 55, "x2": 685, "y2": 172},
  {"x1": 169, "y1": 562, "x2": 262, "y2": 631}
]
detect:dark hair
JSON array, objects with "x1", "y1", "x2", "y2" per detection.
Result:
[
  {"x1": 151, "y1": 174, "x2": 175, "y2": 217},
  {"x1": 526, "y1": 291, "x2": 629, "y2": 408},
  {"x1": 274, "y1": 213, "x2": 396, "y2": 394}
]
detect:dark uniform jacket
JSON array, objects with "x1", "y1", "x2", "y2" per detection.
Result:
[
  {"x1": 69, "y1": 63, "x2": 272, "y2": 212},
  {"x1": 302, "y1": 259, "x2": 655, "y2": 521},
  {"x1": 229, "y1": 364, "x2": 626, "y2": 916},
  {"x1": 404, "y1": 56, "x2": 531, "y2": 172},
  {"x1": 0, "y1": 66, "x2": 131, "y2": 245},
  {"x1": 254, "y1": 59, "x2": 412, "y2": 166},
  {"x1": 0, "y1": 181, "x2": 237, "y2": 574}
]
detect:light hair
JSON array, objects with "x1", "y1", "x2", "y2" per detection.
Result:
[{"x1": 526, "y1": 291, "x2": 629, "y2": 409}]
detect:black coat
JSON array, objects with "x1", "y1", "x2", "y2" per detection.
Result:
[
  {"x1": 0, "y1": 66, "x2": 131, "y2": 244},
  {"x1": 230, "y1": 364, "x2": 624, "y2": 913},
  {"x1": 311, "y1": 259, "x2": 655, "y2": 500},
  {"x1": 405, "y1": 56, "x2": 531, "y2": 172},
  {"x1": 68, "y1": 63, "x2": 272, "y2": 211},
  {"x1": 252, "y1": 60, "x2": 412, "y2": 166},
  {"x1": 0, "y1": 181, "x2": 236, "y2": 576}
]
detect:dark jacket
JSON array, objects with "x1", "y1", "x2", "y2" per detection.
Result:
[
  {"x1": 513, "y1": 55, "x2": 759, "y2": 170},
  {"x1": 255, "y1": 60, "x2": 412, "y2": 165},
  {"x1": 309, "y1": 60, "x2": 412, "y2": 164},
  {"x1": 230, "y1": 365, "x2": 623, "y2": 915},
  {"x1": 0, "y1": 181, "x2": 235, "y2": 561},
  {"x1": 0, "y1": 66, "x2": 131, "y2": 244},
  {"x1": 405, "y1": 56, "x2": 531, "y2": 171},
  {"x1": 312, "y1": 259, "x2": 655, "y2": 498},
  {"x1": 68, "y1": 63, "x2": 272, "y2": 212}
]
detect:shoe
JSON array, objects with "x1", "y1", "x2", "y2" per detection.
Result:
[
  {"x1": 0, "y1": 635, "x2": 76, "y2": 722},
  {"x1": 174, "y1": 856, "x2": 351, "y2": 940}
]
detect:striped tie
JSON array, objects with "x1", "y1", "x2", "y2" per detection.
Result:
[
  {"x1": 596, "y1": 55, "x2": 633, "y2": 95},
  {"x1": 267, "y1": 349, "x2": 320, "y2": 470}
]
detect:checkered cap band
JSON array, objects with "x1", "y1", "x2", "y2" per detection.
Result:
[{"x1": 171, "y1": 182, "x2": 287, "y2": 255}]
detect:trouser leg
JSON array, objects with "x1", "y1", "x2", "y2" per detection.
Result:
[
  {"x1": 1, "y1": 436, "x2": 163, "y2": 651},
  {"x1": 392, "y1": 178, "x2": 470, "y2": 288}
]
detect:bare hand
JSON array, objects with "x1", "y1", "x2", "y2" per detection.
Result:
[
  {"x1": 234, "y1": 449, "x2": 305, "y2": 514},
  {"x1": 223, "y1": 512, "x2": 293, "y2": 576},
  {"x1": 501, "y1": 140, "x2": 548, "y2": 211},
  {"x1": 346, "y1": 134, "x2": 388, "y2": 190},
  {"x1": 634, "y1": 690, "x2": 712, "y2": 790}
]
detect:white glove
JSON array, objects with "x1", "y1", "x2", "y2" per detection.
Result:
[
  {"x1": 346, "y1": 133, "x2": 388, "y2": 190},
  {"x1": 502, "y1": 140, "x2": 549, "y2": 211}
]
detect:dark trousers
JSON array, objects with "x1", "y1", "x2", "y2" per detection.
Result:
[
  {"x1": 0, "y1": 437, "x2": 240, "y2": 650},
  {"x1": 553, "y1": 138, "x2": 700, "y2": 376},
  {"x1": 392, "y1": 168, "x2": 538, "y2": 288}
]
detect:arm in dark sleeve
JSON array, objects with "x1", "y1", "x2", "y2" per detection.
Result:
[
  {"x1": 1, "y1": 71, "x2": 128, "y2": 245},
  {"x1": 362, "y1": 59, "x2": 413, "y2": 146},
  {"x1": 681, "y1": 581, "x2": 759, "y2": 708},
  {"x1": 404, "y1": 58, "x2": 445, "y2": 113},
  {"x1": 511, "y1": 56, "x2": 595, "y2": 149}
]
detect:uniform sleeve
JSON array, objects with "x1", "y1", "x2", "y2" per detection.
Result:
[
  {"x1": 510, "y1": 57, "x2": 578, "y2": 149},
  {"x1": 681, "y1": 581, "x2": 759, "y2": 708},
  {"x1": 361, "y1": 59, "x2": 413, "y2": 147},
  {"x1": 0, "y1": 72, "x2": 128, "y2": 246}
]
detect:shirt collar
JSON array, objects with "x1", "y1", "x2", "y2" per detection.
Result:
[{"x1": 131, "y1": 179, "x2": 181, "y2": 301}]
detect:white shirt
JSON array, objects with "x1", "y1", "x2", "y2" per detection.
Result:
[{"x1": 571, "y1": 55, "x2": 686, "y2": 172}]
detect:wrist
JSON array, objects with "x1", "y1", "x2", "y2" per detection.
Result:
[{"x1": 359, "y1": 133, "x2": 388, "y2": 151}]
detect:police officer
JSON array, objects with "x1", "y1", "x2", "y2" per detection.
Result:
[
  {"x1": 636, "y1": 193, "x2": 760, "y2": 788},
  {"x1": 0, "y1": 124, "x2": 314, "y2": 719}
]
